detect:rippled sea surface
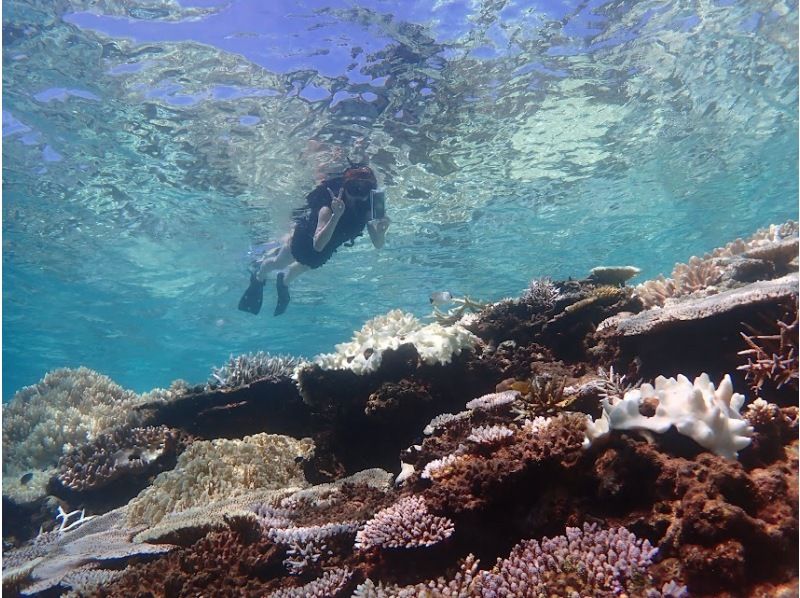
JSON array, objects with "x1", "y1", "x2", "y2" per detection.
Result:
[{"x1": 3, "y1": 0, "x2": 797, "y2": 399}]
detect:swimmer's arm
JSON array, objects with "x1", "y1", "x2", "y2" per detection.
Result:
[
  {"x1": 313, "y1": 206, "x2": 341, "y2": 251},
  {"x1": 367, "y1": 217, "x2": 391, "y2": 249}
]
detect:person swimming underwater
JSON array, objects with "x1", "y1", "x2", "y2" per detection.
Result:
[{"x1": 238, "y1": 163, "x2": 391, "y2": 316}]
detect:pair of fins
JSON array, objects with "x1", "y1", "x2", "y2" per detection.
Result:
[{"x1": 238, "y1": 272, "x2": 290, "y2": 316}]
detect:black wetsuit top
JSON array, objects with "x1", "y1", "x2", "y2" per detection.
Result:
[{"x1": 290, "y1": 176, "x2": 372, "y2": 269}]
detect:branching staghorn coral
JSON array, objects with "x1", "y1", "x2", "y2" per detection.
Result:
[
  {"x1": 522, "y1": 276, "x2": 560, "y2": 309},
  {"x1": 267, "y1": 567, "x2": 353, "y2": 598},
  {"x1": 465, "y1": 390, "x2": 518, "y2": 412},
  {"x1": 265, "y1": 522, "x2": 361, "y2": 575},
  {"x1": 207, "y1": 352, "x2": 305, "y2": 389},
  {"x1": 467, "y1": 425, "x2": 515, "y2": 447},
  {"x1": 429, "y1": 295, "x2": 490, "y2": 325},
  {"x1": 421, "y1": 453, "x2": 470, "y2": 481},
  {"x1": 596, "y1": 366, "x2": 641, "y2": 402},
  {"x1": 355, "y1": 525, "x2": 676, "y2": 597},
  {"x1": 737, "y1": 299, "x2": 798, "y2": 393},
  {"x1": 510, "y1": 374, "x2": 568, "y2": 419}
]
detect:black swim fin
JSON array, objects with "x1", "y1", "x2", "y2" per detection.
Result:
[
  {"x1": 238, "y1": 272, "x2": 265, "y2": 314},
  {"x1": 274, "y1": 272, "x2": 290, "y2": 316}
]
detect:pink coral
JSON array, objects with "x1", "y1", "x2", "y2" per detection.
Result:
[
  {"x1": 474, "y1": 523, "x2": 658, "y2": 596},
  {"x1": 355, "y1": 496, "x2": 454, "y2": 550}
]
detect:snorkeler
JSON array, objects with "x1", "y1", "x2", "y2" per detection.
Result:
[{"x1": 238, "y1": 163, "x2": 391, "y2": 316}]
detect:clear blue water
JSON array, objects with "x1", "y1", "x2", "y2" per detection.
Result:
[{"x1": 3, "y1": 0, "x2": 798, "y2": 401}]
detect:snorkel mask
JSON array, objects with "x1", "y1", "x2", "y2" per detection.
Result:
[{"x1": 343, "y1": 166, "x2": 377, "y2": 197}]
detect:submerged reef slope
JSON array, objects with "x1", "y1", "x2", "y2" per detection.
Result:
[{"x1": 2, "y1": 221, "x2": 798, "y2": 597}]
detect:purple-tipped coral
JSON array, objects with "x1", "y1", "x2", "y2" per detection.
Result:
[
  {"x1": 466, "y1": 390, "x2": 518, "y2": 412},
  {"x1": 267, "y1": 566, "x2": 352, "y2": 598},
  {"x1": 56, "y1": 426, "x2": 178, "y2": 492},
  {"x1": 355, "y1": 496, "x2": 454, "y2": 550},
  {"x1": 474, "y1": 523, "x2": 658, "y2": 596},
  {"x1": 522, "y1": 276, "x2": 560, "y2": 309}
]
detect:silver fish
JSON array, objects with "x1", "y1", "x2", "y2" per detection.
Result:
[{"x1": 429, "y1": 291, "x2": 454, "y2": 305}]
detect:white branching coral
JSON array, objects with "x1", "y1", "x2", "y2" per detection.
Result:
[
  {"x1": 584, "y1": 374, "x2": 753, "y2": 460},
  {"x1": 126, "y1": 433, "x2": 314, "y2": 526},
  {"x1": 521, "y1": 416, "x2": 553, "y2": 435},
  {"x1": 423, "y1": 411, "x2": 471, "y2": 435},
  {"x1": 311, "y1": 309, "x2": 478, "y2": 375},
  {"x1": 207, "y1": 352, "x2": 305, "y2": 389},
  {"x1": 467, "y1": 425, "x2": 514, "y2": 446},
  {"x1": 421, "y1": 453, "x2": 468, "y2": 481},
  {"x1": 2, "y1": 367, "x2": 152, "y2": 481},
  {"x1": 266, "y1": 522, "x2": 361, "y2": 575},
  {"x1": 466, "y1": 390, "x2": 518, "y2": 411},
  {"x1": 355, "y1": 496, "x2": 454, "y2": 550},
  {"x1": 522, "y1": 277, "x2": 560, "y2": 308},
  {"x1": 743, "y1": 398, "x2": 781, "y2": 427}
]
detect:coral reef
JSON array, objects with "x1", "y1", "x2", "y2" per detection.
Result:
[
  {"x1": 3, "y1": 221, "x2": 797, "y2": 597},
  {"x1": 126, "y1": 433, "x2": 314, "y2": 527},
  {"x1": 473, "y1": 523, "x2": 661, "y2": 596},
  {"x1": 2, "y1": 367, "x2": 152, "y2": 478},
  {"x1": 584, "y1": 373, "x2": 754, "y2": 460},
  {"x1": 634, "y1": 220, "x2": 799, "y2": 309},
  {"x1": 2, "y1": 507, "x2": 174, "y2": 596},
  {"x1": 521, "y1": 276, "x2": 560, "y2": 308},
  {"x1": 312, "y1": 309, "x2": 479, "y2": 375},
  {"x1": 207, "y1": 352, "x2": 305, "y2": 390},
  {"x1": 738, "y1": 297, "x2": 798, "y2": 395},
  {"x1": 355, "y1": 495, "x2": 455, "y2": 549},
  {"x1": 55, "y1": 426, "x2": 181, "y2": 493}
]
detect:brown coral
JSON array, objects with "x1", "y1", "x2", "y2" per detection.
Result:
[
  {"x1": 56, "y1": 426, "x2": 180, "y2": 493},
  {"x1": 738, "y1": 299, "x2": 799, "y2": 394}
]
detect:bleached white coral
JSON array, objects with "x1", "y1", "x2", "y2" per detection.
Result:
[
  {"x1": 126, "y1": 433, "x2": 314, "y2": 526},
  {"x1": 423, "y1": 411, "x2": 471, "y2": 435},
  {"x1": 312, "y1": 309, "x2": 478, "y2": 375},
  {"x1": 743, "y1": 398, "x2": 781, "y2": 427},
  {"x1": 521, "y1": 416, "x2": 553, "y2": 435},
  {"x1": 466, "y1": 390, "x2": 518, "y2": 411},
  {"x1": 421, "y1": 453, "x2": 467, "y2": 481},
  {"x1": 467, "y1": 425, "x2": 514, "y2": 446},
  {"x1": 584, "y1": 374, "x2": 753, "y2": 460}
]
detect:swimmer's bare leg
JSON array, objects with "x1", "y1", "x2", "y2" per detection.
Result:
[
  {"x1": 274, "y1": 261, "x2": 310, "y2": 316},
  {"x1": 256, "y1": 234, "x2": 293, "y2": 282}
]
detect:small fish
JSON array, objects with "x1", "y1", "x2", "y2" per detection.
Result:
[
  {"x1": 429, "y1": 291, "x2": 454, "y2": 305},
  {"x1": 20, "y1": 472, "x2": 33, "y2": 485}
]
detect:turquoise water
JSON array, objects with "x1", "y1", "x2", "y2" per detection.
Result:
[{"x1": 3, "y1": 0, "x2": 797, "y2": 400}]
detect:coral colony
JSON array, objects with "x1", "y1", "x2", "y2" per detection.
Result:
[{"x1": 2, "y1": 221, "x2": 798, "y2": 597}]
